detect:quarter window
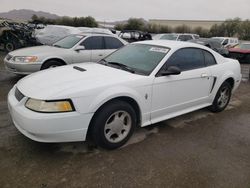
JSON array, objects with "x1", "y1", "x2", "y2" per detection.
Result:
[
  {"x1": 166, "y1": 48, "x2": 205, "y2": 71},
  {"x1": 104, "y1": 37, "x2": 124, "y2": 49},
  {"x1": 81, "y1": 36, "x2": 104, "y2": 50},
  {"x1": 203, "y1": 50, "x2": 217, "y2": 66}
]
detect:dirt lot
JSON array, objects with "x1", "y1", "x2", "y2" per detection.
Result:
[{"x1": 0, "y1": 51, "x2": 250, "y2": 188}]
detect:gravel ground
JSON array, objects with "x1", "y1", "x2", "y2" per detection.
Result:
[{"x1": 0, "y1": 51, "x2": 250, "y2": 188}]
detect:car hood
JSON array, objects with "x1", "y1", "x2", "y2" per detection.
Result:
[
  {"x1": 9, "y1": 45, "x2": 67, "y2": 57},
  {"x1": 17, "y1": 63, "x2": 145, "y2": 99},
  {"x1": 229, "y1": 48, "x2": 250, "y2": 54}
]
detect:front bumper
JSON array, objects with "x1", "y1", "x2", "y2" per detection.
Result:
[
  {"x1": 4, "y1": 58, "x2": 43, "y2": 75},
  {"x1": 8, "y1": 86, "x2": 94, "y2": 143}
]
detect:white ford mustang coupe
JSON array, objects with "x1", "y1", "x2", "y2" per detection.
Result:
[{"x1": 8, "y1": 40, "x2": 241, "y2": 149}]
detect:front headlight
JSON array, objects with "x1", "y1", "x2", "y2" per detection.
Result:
[
  {"x1": 25, "y1": 98, "x2": 75, "y2": 113},
  {"x1": 12, "y1": 56, "x2": 38, "y2": 63}
]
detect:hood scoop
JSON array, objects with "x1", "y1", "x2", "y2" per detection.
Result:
[{"x1": 73, "y1": 66, "x2": 86, "y2": 72}]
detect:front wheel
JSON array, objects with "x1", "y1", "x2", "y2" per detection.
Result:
[
  {"x1": 90, "y1": 100, "x2": 136, "y2": 150},
  {"x1": 41, "y1": 60, "x2": 64, "y2": 70},
  {"x1": 209, "y1": 82, "x2": 232, "y2": 112},
  {"x1": 5, "y1": 42, "x2": 15, "y2": 52}
]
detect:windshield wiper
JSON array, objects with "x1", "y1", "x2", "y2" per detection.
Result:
[
  {"x1": 98, "y1": 59, "x2": 108, "y2": 65},
  {"x1": 107, "y1": 62, "x2": 135, "y2": 73}
]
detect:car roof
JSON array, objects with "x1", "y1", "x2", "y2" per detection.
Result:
[
  {"x1": 135, "y1": 40, "x2": 208, "y2": 49},
  {"x1": 73, "y1": 32, "x2": 114, "y2": 37},
  {"x1": 159, "y1": 33, "x2": 198, "y2": 35}
]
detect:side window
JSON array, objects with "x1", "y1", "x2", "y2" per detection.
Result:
[
  {"x1": 184, "y1": 35, "x2": 193, "y2": 41},
  {"x1": 166, "y1": 48, "x2": 205, "y2": 71},
  {"x1": 104, "y1": 37, "x2": 124, "y2": 49},
  {"x1": 203, "y1": 50, "x2": 217, "y2": 66},
  {"x1": 178, "y1": 35, "x2": 185, "y2": 41},
  {"x1": 81, "y1": 36, "x2": 104, "y2": 50},
  {"x1": 178, "y1": 35, "x2": 193, "y2": 41}
]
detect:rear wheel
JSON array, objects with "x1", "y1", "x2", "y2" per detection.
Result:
[
  {"x1": 90, "y1": 100, "x2": 136, "y2": 150},
  {"x1": 41, "y1": 60, "x2": 64, "y2": 70},
  {"x1": 209, "y1": 82, "x2": 232, "y2": 112}
]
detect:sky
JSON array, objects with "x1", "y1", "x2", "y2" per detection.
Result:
[{"x1": 1, "y1": 0, "x2": 250, "y2": 21}]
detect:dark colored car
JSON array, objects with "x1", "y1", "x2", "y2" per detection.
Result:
[
  {"x1": 119, "y1": 30, "x2": 152, "y2": 43},
  {"x1": 228, "y1": 43, "x2": 250, "y2": 64},
  {"x1": 0, "y1": 21, "x2": 40, "y2": 52},
  {"x1": 189, "y1": 38, "x2": 229, "y2": 57}
]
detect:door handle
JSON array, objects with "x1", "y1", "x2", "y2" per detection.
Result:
[
  {"x1": 201, "y1": 73, "x2": 208, "y2": 78},
  {"x1": 99, "y1": 54, "x2": 103, "y2": 56}
]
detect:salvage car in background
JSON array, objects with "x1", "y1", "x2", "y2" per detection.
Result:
[
  {"x1": 4, "y1": 33, "x2": 127, "y2": 74},
  {"x1": 228, "y1": 43, "x2": 250, "y2": 64},
  {"x1": 153, "y1": 33, "x2": 199, "y2": 41},
  {"x1": 189, "y1": 38, "x2": 229, "y2": 57},
  {"x1": 34, "y1": 25, "x2": 82, "y2": 45},
  {"x1": 119, "y1": 30, "x2": 152, "y2": 43},
  {"x1": 34, "y1": 25, "x2": 114, "y2": 45},
  {"x1": 8, "y1": 40, "x2": 241, "y2": 149},
  {"x1": 0, "y1": 20, "x2": 40, "y2": 52},
  {"x1": 212, "y1": 37, "x2": 239, "y2": 48}
]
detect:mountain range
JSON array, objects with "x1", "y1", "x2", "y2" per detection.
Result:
[
  {"x1": 0, "y1": 9, "x2": 60, "y2": 21},
  {"x1": 0, "y1": 9, "x2": 144, "y2": 27}
]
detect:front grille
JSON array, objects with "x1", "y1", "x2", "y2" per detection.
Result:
[
  {"x1": 5, "y1": 54, "x2": 13, "y2": 61},
  {"x1": 15, "y1": 88, "x2": 25, "y2": 101}
]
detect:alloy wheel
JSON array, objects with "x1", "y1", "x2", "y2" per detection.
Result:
[
  {"x1": 104, "y1": 111, "x2": 132, "y2": 143},
  {"x1": 217, "y1": 86, "x2": 230, "y2": 108}
]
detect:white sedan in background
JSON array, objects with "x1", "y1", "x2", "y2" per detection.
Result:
[
  {"x1": 8, "y1": 40, "x2": 241, "y2": 149},
  {"x1": 4, "y1": 33, "x2": 127, "y2": 75}
]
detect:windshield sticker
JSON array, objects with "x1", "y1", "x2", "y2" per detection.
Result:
[
  {"x1": 76, "y1": 35, "x2": 83, "y2": 38},
  {"x1": 149, "y1": 47, "x2": 169, "y2": 53}
]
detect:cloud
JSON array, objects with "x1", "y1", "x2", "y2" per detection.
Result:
[{"x1": 0, "y1": 0, "x2": 249, "y2": 21}]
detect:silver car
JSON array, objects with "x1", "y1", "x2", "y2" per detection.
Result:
[{"x1": 4, "y1": 33, "x2": 127, "y2": 75}]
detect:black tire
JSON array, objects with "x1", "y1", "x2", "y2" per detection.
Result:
[
  {"x1": 41, "y1": 60, "x2": 64, "y2": 70},
  {"x1": 5, "y1": 42, "x2": 15, "y2": 52},
  {"x1": 209, "y1": 81, "x2": 232, "y2": 113},
  {"x1": 90, "y1": 100, "x2": 136, "y2": 150}
]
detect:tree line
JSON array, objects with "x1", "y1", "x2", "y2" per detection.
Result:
[
  {"x1": 30, "y1": 15, "x2": 250, "y2": 40},
  {"x1": 115, "y1": 18, "x2": 250, "y2": 40},
  {"x1": 30, "y1": 14, "x2": 98, "y2": 27}
]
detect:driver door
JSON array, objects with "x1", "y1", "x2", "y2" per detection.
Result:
[
  {"x1": 72, "y1": 36, "x2": 106, "y2": 63},
  {"x1": 72, "y1": 38, "x2": 91, "y2": 63},
  {"x1": 151, "y1": 48, "x2": 213, "y2": 123}
]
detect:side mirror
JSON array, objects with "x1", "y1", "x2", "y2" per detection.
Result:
[
  {"x1": 110, "y1": 29, "x2": 116, "y2": 34},
  {"x1": 75, "y1": 46, "x2": 85, "y2": 51},
  {"x1": 161, "y1": 66, "x2": 181, "y2": 76},
  {"x1": 222, "y1": 40, "x2": 228, "y2": 45}
]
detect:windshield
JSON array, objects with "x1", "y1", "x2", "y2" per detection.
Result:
[
  {"x1": 238, "y1": 44, "x2": 250, "y2": 50},
  {"x1": 212, "y1": 38, "x2": 224, "y2": 43},
  {"x1": 103, "y1": 44, "x2": 169, "y2": 75},
  {"x1": 53, "y1": 35, "x2": 85, "y2": 49},
  {"x1": 160, "y1": 34, "x2": 178, "y2": 40}
]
